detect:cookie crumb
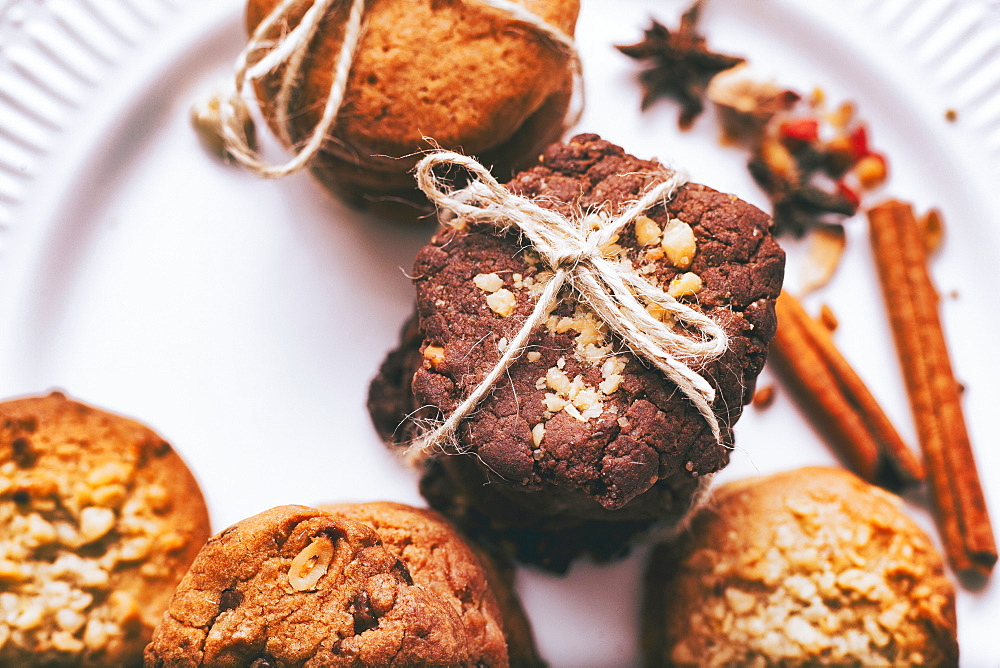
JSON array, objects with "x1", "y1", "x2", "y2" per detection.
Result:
[{"x1": 752, "y1": 384, "x2": 775, "y2": 409}]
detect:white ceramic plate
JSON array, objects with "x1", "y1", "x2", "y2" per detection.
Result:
[{"x1": 1, "y1": 0, "x2": 999, "y2": 664}]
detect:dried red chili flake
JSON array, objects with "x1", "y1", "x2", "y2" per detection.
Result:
[
  {"x1": 849, "y1": 124, "x2": 871, "y2": 160},
  {"x1": 778, "y1": 118, "x2": 820, "y2": 144},
  {"x1": 837, "y1": 181, "x2": 861, "y2": 209}
]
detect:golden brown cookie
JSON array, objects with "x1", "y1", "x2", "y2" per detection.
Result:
[
  {"x1": 246, "y1": 0, "x2": 580, "y2": 208},
  {"x1": 320, "y1": 502, "x2": 544, "y2": 668},
  {"x1": 145, "y1": 503, "x2": 541, "y2": 667},
  {"x1": 0, "y1": 392, "x2": 210, "y2": 666},
  {"x1": 643, "y1": 467, "x2": 959, "y2": 667}
]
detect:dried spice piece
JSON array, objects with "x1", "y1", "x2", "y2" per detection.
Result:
[
  {"x1": 868, "y1": 200, "x2": 996, "y2": 579},
  {"x1": 748, "y1": 145, "x2": 858, "y2": 237},
  {"x1": 818, "y1": 303, "x2": 838, "y2": 332},
  {"x1": 751, "y1": 384, "x2": 775, "y2": 409},
  {"x1": 750, "y1": 110, "x2": 891, "y2": 236},
  {"x1": 706, "y1": 68, "x2": 800, "y2": 143},
  {"x1": 920, "y1": 207, "x2": 945, "y2": 253},
  {"x1": 709, "y1": 74, "x2": 889, "y2": 236},
  {"x1": 800, "y1": 223, "x2": 846, "y2": 294},
  {"x1": 770, "y1": 291, "x2": 924, "y2": 490},
  {"x1": 616, "y1": 1, "x2": 744, "y2": 129}
]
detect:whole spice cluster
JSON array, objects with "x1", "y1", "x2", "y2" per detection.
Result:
[
  {"x1": 743, "y1": 96, "x2": 889, "y2": 236},
  {"x1": 618, "y1": 1, "x2": 890, "y2": 237}
]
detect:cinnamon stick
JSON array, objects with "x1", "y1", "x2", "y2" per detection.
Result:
[
  {"x1": 868, "y1": 199, "x2": 996, "y2": 578},
  {"x1": 771, "y1": 290, "x2": 924, "y2": 487}
]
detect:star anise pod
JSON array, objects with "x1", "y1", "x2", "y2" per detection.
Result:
[{"x1": 616, "y1": 1, "x2": 745, "y2": 129}]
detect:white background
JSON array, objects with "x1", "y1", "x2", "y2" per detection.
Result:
[{"x1": 1, "y1": 0, "x2": 999, "y2": 664}]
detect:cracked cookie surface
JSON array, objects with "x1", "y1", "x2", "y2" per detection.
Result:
[
  {"x1": 0, "y1": 392, "x2": 210, "y2": 666},
  {"x1": 369, "y1": 134, "x2": 784, "y2": 569},
  {"x1": 145, "y1": 503, "x2": 538, "y2": 667},
  {"x1": 319, "y1": 502, "x2": 543, "y2": 668},
  {"x1": 246, "y1": 0, "x2": 579, "y2": 201}
]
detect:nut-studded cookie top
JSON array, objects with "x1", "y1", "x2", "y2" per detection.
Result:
[
  {"x1": 0, "y1": 392, "x2": 210, "y2": 666},
  {"x1": 145, "y1": 504, "x2": 517, "y2": 667},
  {"x1": 408, "y1": 134, "x2": 784, "y2": 512},
  {"x1": 643, "y1": 468, "x2": 959, "y2": 666},
  {"x1": 319, "y1": 502, "x2": 543, "y2": 668}
]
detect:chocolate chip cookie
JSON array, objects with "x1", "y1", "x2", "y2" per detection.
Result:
[{"x1": 145, "y1": 503, "x2": 541, "y2": 667}]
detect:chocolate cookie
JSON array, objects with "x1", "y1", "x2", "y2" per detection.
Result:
[
  {"x1": 368, "y1": 134, "x2": 784, "y2": 569},
  {"x1": 0, "y1": 392, "x2": 210, "y2": 666},
  {"x1": 643, "y1": 468, "x2": 959, "y2": 666},
  {"x1": 145, "y1": 503, "x2": 541, "y2": 667},
  {"x1": 245, "y1": 0, "x2": 579, "y2": 210}
]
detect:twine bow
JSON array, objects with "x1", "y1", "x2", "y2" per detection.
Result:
[
  {"x1": 410, "y1": 151, "x2": 729, "y2": 459},
  {"x1": 200, "y1": 0, "x2": 583, "y2": 178}
]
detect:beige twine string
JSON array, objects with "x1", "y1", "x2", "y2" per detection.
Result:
[
  {"x1": 202, "y1": 0, "x2": 583, "y2": 178},
  {"x1": 408, "y1": 151, "x2": 729, "y2": 463}
]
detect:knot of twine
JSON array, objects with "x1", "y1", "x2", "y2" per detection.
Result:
[
  {"x1": 202, "y1": 0, "x2": 583, "y2": 178},
  {"x1": 409, "y1": 151, "x2": 729, "y2": 461}
]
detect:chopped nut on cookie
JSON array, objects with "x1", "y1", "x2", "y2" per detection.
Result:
[
  {"x1": 146, "y1": 503, "x2": 544, "y2": 667},
  {"x1": 643, "y1": 468, "x2": 958, "y2": 667},
  {"x1": 0, "y1": 393, "x2": 209, "y2": 667}
]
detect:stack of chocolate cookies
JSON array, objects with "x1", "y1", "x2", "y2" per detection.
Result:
[{"x1": 369, "y1": 134, "x2": 785, "y2": 570}]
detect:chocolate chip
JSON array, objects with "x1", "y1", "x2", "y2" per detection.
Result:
[
  {"x1": 2, "y1": 417, "x2": 35, "y2": 432},
  {"x1": 218, "y1": 588, "x2": 243, "y2": 613},
  {"x1": 11, "y1": 437, "x2": 37, "y2": 468},
  {"x1": 12, "y1": 489, "x2": 29, "y2": 506},
  {"x1": 142, "y1": 439, "x2": 172, "y2": 462},
  {"x1": 391, "y1": 558, "x2": 413, "y2": 585},
  {"x1": 249, "y1": 656, "x2": 275, "y2": 668},
  {"x1": 352, "y1": 591, "x2": 379, "y2": 634},
  {"x1": 319, "y1": 526, "x2": 346, "y2": 544}
]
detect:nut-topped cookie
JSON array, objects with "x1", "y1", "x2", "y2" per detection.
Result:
[
  {"x1": 369, "y1": 134, "x2": 785, "y2": 569},
  {"x1": 145, "y1": 503, "x2": 542, "y2": 667},
  {"x1": 0, "y1": 392, "x2": 210, "y2": 666},
  {"x1": 643, "y1": 467, "x2": 959, "y2": 666},
  {"x1": 319, "y1": 502, "x2": 544, "y2": 668},
  {"x1": 237, "y1": 0, "x2": 580, "y2": 209}
]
